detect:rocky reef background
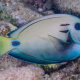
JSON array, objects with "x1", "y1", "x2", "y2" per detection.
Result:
[{"x1": 0, "y1": 0, "x2": 80, "y2": 80}]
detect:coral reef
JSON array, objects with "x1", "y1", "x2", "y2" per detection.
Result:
[
  {"x1": 0, "y1": 3, "x2": 17, "y2": 26},
  {"x1": 22, "y1": 0, "x2": 54, "y2": 14},
  {"x1": 0, "y1": 0, "x2": 80, "y2": 80},
  {"x1": 0, "y1": 21, "x2": 17, "y2": 36},
  {"x1": 0, "y1": 65, "x2": 44, "y2": 80},
  {"x1": 53, "y1": 0, "x2": 80, "y2": 16}
]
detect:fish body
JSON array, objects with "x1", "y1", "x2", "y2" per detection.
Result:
[{"x1": 1, "y1": 14, "x2": 80, "y2": 64}]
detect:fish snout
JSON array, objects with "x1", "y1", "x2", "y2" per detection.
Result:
[{"x1": 69, "y1": 23, "x2": 80, "y2": 44}]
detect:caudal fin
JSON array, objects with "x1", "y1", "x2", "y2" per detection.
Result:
[{"x1": 0, "y1": 36, "x2": 13, "y2": 57}]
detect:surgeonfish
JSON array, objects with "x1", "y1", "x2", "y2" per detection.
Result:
[{"x1": 0, "y1": 14, "x2": 80, "y2": 64}]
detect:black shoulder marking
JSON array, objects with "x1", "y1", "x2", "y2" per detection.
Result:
[
  {"x1": 60, "y1": 24, "x2": 70, "y2": 26},
  {"x1": 60, "y1": 30, "x2": 69, "y2": 33}
]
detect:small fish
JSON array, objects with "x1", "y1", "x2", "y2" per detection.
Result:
[{"x1": 0, "y1": 14, "x2": 80, "y2": 64}]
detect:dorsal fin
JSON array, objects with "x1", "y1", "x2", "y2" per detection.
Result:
[{"x1": 8, "y1": 14, "x2": 72, "y2": 38}]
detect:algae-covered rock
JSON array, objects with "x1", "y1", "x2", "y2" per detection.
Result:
[
  {"x1": 53, "y1": 0, "x2": 80, "y2": 15},
  {"x1": 0, "y1": 66, "x2": 44, "y2": 80},
  {"x1": 0, "y1": 21, "x2": 17, "y2": 36}
]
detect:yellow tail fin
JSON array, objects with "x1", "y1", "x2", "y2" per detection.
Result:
[{"x1": 0, "y1": 36, "x2": 13, "y2": 57}]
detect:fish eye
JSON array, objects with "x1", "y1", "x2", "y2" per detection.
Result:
[
  {"x1": 75, "y1": 23, "x2": 80, "y2": 30},
  {"x1": 12, "y1": 40, "x2": 20, "y2": 46}
]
